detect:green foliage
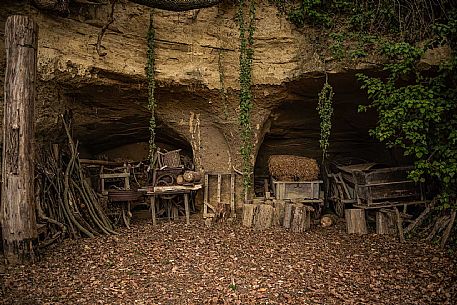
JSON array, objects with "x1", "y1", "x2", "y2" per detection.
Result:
[
  {"x1": 288, "y1": 0, "x2": 332, "y2": 28},
  {"x1": 358, "y1": 38, "x2": 457, "y2": 208},
  {"x1": 146, "y1": 10, "x2": 157, "y2": 167},
  {"x1": 329, "y1": 32, "x2": 346, "y2": 59},
  {"x1": 317, "y1": 79, "x2": 334, "y2": 159},
  {"x1": 270, "y1": 1, "x2": 455, "y2": 44},
  {"x1": 238, "y1": 0, "x2": 256, "y2": 193}
]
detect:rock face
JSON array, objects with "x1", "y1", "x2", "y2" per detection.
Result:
[{"x1": 0, "y1": 0, "x2": 399, "y2": 203}]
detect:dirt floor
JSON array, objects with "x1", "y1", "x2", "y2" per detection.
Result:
[{"x1": 1, "y1": 216, "x2": 456, "y2": 305}]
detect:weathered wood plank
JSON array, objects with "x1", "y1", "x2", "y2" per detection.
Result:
[{"x1": 1, "y1": 15, "x2": 38, "y2": 264}]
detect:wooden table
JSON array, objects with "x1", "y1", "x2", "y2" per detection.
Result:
[{"x1": 144, "y1": 184, "x2": 202, "y2": 225}]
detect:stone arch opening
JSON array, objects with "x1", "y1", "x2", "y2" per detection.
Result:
[{"x1": 253, "y1": 72, "x2": 405, "y2": 196}]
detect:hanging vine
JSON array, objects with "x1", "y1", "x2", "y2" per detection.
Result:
[
  {"x1": 238, "y1": 0, "x2": 256, "y2": 194},
  {"x1": 146, "y1": 10, "x2": 157, "y2": 167},
  {"x1": 317, "y1": 76, "x2": 334, "y2": 159}
]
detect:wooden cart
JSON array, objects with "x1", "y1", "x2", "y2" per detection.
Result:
[{"x1": 328, "y1": 163, "x2": 425, "y2": 217}]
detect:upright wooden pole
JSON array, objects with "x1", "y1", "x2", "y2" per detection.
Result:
[
  {"x1": 345, "y1": 209, "x2": 368, "y2": 234},
  {"x1": 1, "y1": 15, "x2": 38, "y2": 264}
]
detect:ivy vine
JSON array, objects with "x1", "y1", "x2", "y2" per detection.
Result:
[
  {"x1": 238, "y1": 0, "x2": 256, "y2": 194},
  {"x1": 317, "y1": 77, "x2": 334, "y2": 159},
  {"x1": 146, "y1": 10, "x2": 157, "y2": 167}
]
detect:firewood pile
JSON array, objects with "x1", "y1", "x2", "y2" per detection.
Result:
[
  {"x1": 35, "y1": 117, "x2": 117, "y2": 247},
  {"x1": 268, "y1": 155, "x2": 319, "y2": 181}
]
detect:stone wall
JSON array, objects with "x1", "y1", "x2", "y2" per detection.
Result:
[{"x1": 0, "y1": 0, "x2": 394, "y2": 205}]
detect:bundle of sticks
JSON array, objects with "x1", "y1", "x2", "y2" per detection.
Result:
[{"x1": 35, "y1": 116, "x2": 116, "y2": 246}]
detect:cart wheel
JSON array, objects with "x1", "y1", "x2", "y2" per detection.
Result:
[
  {"x1": 334, "y1": 199, "x2": 345, "y2": 218},
  {"x1": 156, "y1": 174, "x2": 177, "y2": 200}
]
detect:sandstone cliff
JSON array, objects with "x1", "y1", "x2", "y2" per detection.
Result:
[{"x1": 1, "y1": 0, "x2": 398, "y2": 203}]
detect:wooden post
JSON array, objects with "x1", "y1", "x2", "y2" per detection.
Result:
[
  {"x1": 203, "y1": 174, "x2": 209, "y2": 217},
  {"x1": 150, "y1": 196, "x2": 156, "y2": 225},
  {"x1": 345, "y1": 209, "x2": 368, "y2": 234},
  {"x1": 230, "y1": 173, "x2": 235, "y2": 218},
  {"x1": 291, "y1": 204, "x2": 306, "y2": 233},
  {"x1": 1, "y1": 15, "x2": 38, "y2": 264},
  {"x1": 393, "y1": 207, "x2": 405, "y2": 242},
  {"x1": 376, "y1": 211, "x2": 397, "y2": 235},
  {"x1": 184, "y1": 193, "x2": 190, "y2": 225}
]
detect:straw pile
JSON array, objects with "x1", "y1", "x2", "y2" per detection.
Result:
[{"x1": 268, "y1": 155, "x2": 319, "y2": 181}]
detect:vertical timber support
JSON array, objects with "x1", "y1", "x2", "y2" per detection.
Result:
[
  {"x1": 345, "y1": 209, "x2": 368, "y2": 234},
  {"x1": 1, "y1": 15, "x2": 38, "y2": 264}
]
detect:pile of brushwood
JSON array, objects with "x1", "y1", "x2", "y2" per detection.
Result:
[{"x1": 35, "y1": 116, "x2": 117, "y2": 248}]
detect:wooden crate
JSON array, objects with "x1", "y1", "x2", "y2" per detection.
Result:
[{"x1": 272, "y1": 180, "x2": 322, "y2": 200}]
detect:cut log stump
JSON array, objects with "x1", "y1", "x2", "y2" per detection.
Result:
[
  {"x1": 290, "y1": 204, "x2": 312, "y2": 233},
  {"x1": 345, "y1": 209, "x2": 368, "y2": 234},
  {"x1": 376, "y1": 211, "x2": 397, "y2": 235},
  {"x1": 273, "y1": 200, "x2": 285, "y2": 226},
  {"x1": 242, "y1": 204, "x2": 256, "y2": 228},
  {"x1": 254, "y1": 204, "x2": 274, "y2": 231}
]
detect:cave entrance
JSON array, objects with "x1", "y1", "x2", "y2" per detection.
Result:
[{"x1": 254, "y1": 72, "x2": 404, "y2": 197}]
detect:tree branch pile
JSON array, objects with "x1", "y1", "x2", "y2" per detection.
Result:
[
  {"x1": 35, "y1": 117, "x2": 117, "y2": 246},
  {"x1": 403, "y1": 199, "x2": 456, "y2": 248}
]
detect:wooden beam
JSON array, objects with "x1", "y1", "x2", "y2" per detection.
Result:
[{"x1": 1, "y1": 15, "x2": 38, "y2": 264}]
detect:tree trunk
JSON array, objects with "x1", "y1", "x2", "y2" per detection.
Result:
[
  {"x1": 1, "y1": 15, "x2": 38, "y2": 264},
  {"x1": 345, "y1": 209, "x2": 367, "y2": 234}
]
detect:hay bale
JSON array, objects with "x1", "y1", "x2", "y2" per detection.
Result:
[{"x1": 268, "y1": 155, "x2": 319, "y2": 181}]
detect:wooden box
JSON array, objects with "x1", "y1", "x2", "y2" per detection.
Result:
[{"x1": 272, "y1": 180, "x2": 322, "y2": 200}]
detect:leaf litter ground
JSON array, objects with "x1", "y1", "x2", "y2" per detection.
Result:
[{"x1": 1, "y1": 216, "x2": 456, "y2": 304}]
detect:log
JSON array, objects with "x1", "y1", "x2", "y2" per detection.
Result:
[
  {"x1": 283, "y1": 203, "x2": 293, "y2": 229},
  {"x1": 320, "y1": 214, "x2": 337, "y2": 228},
  {"x1": 183, "y1": 171, "x2": 202, "y2": 183},
  {"x1": 254, "y1": 204, "x2": 274, "y2": 231},
  {"x1": 291, "y1": 204, "x2": 311, "y2": 233},
  {"x1": 1, "y1": 16, "x2": 38, "y2": 264},
  {"x1": 376, "y1": 211, "x2": 397, "y2": 235},
  {"x1": 242, "y1": 204, "x2": 256, "y2": 228},
  {"x1": 345, "y1": 209, "x2": 368, "y2": 234},
  {"x1": 273, "y1": 200, "x2": 285, "y2": 226}
]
